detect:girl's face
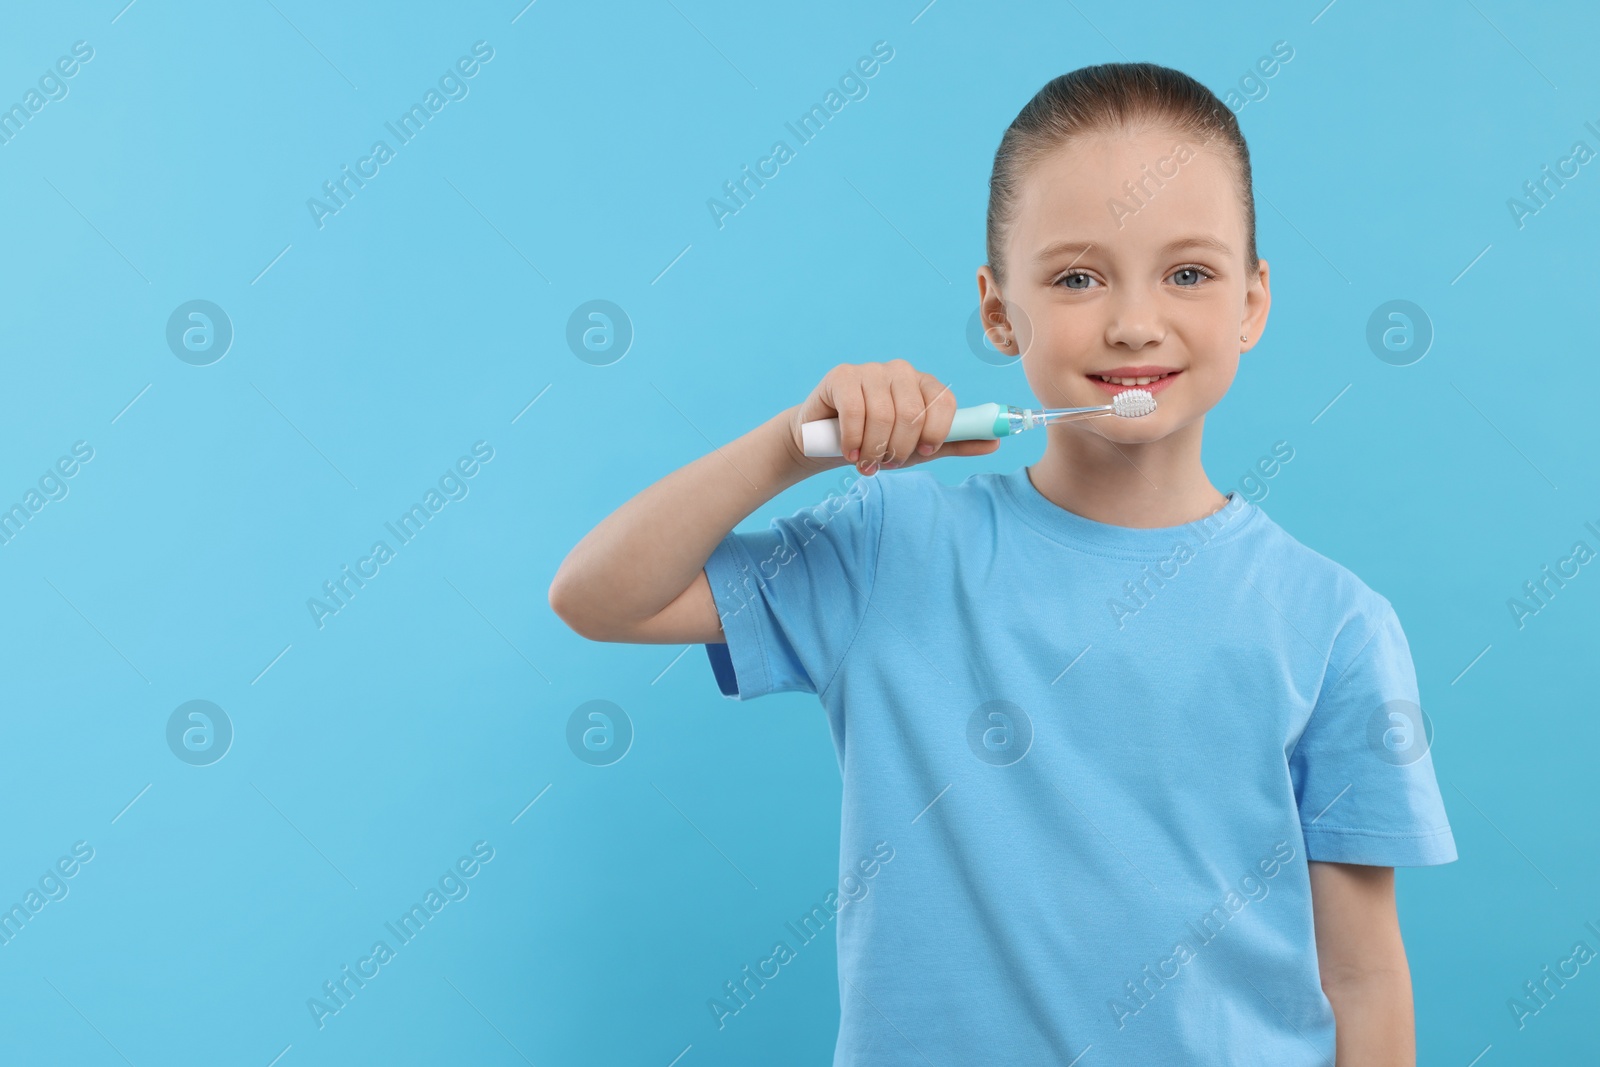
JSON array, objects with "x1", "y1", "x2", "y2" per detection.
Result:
[{"x1": 978, "y1": 124, "x2": 1270, "y2": 444}]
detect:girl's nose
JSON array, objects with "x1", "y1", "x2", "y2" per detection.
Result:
[{"x1": 1104, "y1": 295, "x2": 1166, "y2": 350}]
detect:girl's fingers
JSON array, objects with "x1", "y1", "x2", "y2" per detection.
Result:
[
  {"x1": 884, "y1": 365, "x2": 927, "y2": 468},
  {"x1": 915, "y1": 375, "x2": 957, "y2": 457},
  {"x1": 810, "y1": 362, "x2": 993, "y2": 472},
  {"x1": 828, "y1": 370, "x2": 867, "y2": 463},
  {"x1": 857, "y1": 366, "x2": 895, "y2": 469}
]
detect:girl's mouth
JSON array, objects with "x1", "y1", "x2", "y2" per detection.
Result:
[{"x1": 1087, "y1": 369, "x2": 1181, "y2": 395}]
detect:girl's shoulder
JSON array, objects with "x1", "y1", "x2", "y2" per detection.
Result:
[{"x1": 1245, "y1": 509, "x2": 1397, "y2": 625}]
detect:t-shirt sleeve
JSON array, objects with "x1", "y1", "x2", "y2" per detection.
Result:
[
  {"x1": 1289, "y1": 596, "x2": 1458, "y2": 867},
  {"x1": 701, "y1": 473, "x2": 885, "y2": 701}
]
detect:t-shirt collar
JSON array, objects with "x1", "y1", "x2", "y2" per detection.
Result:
[{"x1": 997, "y1": 463, "x2": 1258, "y2": 556}]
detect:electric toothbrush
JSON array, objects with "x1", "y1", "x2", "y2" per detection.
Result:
[{"x1": 799, "y1": 389, "x2": 1157, "y2": 457}]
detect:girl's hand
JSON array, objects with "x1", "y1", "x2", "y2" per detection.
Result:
[{"x1": 784, "y1": 360, "x2": 1002, "y2": 475}]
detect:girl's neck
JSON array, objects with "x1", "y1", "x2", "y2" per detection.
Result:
[{"x1": 1028, "y1": 418, "x2": 1230, "y2": 529}]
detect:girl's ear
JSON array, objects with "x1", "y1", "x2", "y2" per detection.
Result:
[
  {"x1": 1240, "y1": 258, "x2": 1271, "y2": 352},
  {"x1": 975, "y1": 265, "x2": 1029, "y2": 358}
]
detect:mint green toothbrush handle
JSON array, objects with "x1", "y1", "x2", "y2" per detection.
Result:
[
  {"x1": 797, "y1": 401, "x2": 1011, "y2": 456},
  {"x1": 946, "y1": 402, "x2": 1010, "y2": 441}
]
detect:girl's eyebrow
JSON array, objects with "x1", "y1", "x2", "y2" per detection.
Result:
[
  {"x1": 1033, "y1": 234, "x2": 1233, "y2": 263},
  {"x1": 1033, "y1": 239, "x2": 1094, "y2": 263},
  {"x1": 1161, "y1": 234, "x2": 1233, "y2": 256}
]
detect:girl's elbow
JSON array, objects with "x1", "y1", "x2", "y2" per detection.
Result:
[{"x1": 549, "y1": 572, "x2": 607, "y2": 640}]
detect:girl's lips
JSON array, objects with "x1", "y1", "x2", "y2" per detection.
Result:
[{"x1": 1087, "y1": 370, "x2": 1182, "y2": 396}]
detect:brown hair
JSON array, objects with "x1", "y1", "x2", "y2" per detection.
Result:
[{"x1": 986, "y1": 62, "x2": 1257, "y2": 286}]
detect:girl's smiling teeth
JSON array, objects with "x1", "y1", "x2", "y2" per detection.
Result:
[
  {"x1": 1094, "y1": 372, "x2": 1173, "y2": 385},
  {"x1": 1086, "y1": 368, "x2": 1183, "y2": 396}
]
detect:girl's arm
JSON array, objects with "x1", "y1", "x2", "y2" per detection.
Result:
[
  {"x1": 1308, "y1": 860, "x2": 1415, "y2": 1067},
  {"x1": 548, "y1": 362, "x2": 993, "y2": 645},
  {"x1": 549, "y1": 405, "x2": 819, "y2": 645}
]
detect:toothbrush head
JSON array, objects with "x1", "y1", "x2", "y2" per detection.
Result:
[
  {"x1": 1025, "y1": 390, "x2": 1160, "y2": 429},
  {"x1": 1111, "y1": 389, "x2": 1157, "y2": 418}
]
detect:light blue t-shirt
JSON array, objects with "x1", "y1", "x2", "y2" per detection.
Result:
[{"x1": 702, "y1": 464, "x2": 1456, "y2": 1066}]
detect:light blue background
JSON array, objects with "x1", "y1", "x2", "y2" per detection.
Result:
[{"x1": 0, "y1": 0, "x2": 1594, "y2": 1064}]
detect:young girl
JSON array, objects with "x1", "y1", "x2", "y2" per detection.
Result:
[{"x1": 552, "y1": 62, "x2": 1455, "y2": 1066}]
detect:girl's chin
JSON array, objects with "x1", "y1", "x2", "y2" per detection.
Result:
[{"x1": 1095, "y1": 419, "x2": 1169, "y2": 442}]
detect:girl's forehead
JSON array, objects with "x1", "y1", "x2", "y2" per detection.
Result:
[
  {"x1": 1008, "y1": 130, "x2": 1244, "y2": 262},
  {"x1": 1021, "y1": 132, "x2": 1234, "y2": 209}
]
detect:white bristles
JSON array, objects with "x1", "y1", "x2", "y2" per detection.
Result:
[{"x1": 1111, "y1": 389, "x2": 1157, "y2": 418}]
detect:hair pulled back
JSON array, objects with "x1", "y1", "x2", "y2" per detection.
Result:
[{"x1": 986, "y1": 62, "x2": 1257, "y2": 286}]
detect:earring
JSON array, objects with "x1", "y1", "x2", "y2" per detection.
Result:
[{"x1": 1240, "y1": 334, "x2": 1249, "y2": 342}]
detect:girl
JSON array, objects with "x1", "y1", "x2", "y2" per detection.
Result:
[{"x1": 552, "y1": 62, "x2": 1455, "y2": 1066}]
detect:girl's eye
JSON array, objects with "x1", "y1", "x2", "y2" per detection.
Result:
[
  {"x1": 1058, "y1": 271, "x2": 1097, "y2": 290},
  {"x1": 1170, "y1": 266, "x2": 1214, "y2": 287}
]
